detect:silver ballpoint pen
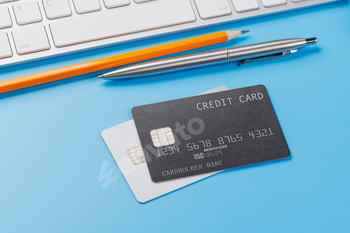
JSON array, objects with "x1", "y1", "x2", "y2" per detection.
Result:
[{"x1": 98, "y1": 37, "x2": 317, "y2": 80}]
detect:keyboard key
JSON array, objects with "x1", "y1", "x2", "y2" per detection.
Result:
[
  {"x1": 261, "y1": 0, "x2": 287, "y2": 7},
  {"x1": 0, "y1": 32, "x2": 12, "y2": 59},
  {"x1": 134, "y1": 0, "x2": 154, "y2": 3},
  {"x1": 13, "y1": 1, "x2": 42, "y2": 25},
  {"x1": 42, "y1": 0, "x2": 72, "y2": 19},
  {"x1": 0, "y1": 6, "x2": 12, "y2": 29},
  {"x1": 0, "y1": 0, "x2": 18, "y2": 3},
  {"x1": 104, "y1": 0, "x2": 129, "y2": 9},
  {"x1": 12, "y1": 25, "x2": 50, "y2": 55},
  {"x1": 73, "y1": 0, "x2": 101, "y2": 14},
  {"x1": 231, "y1": 0, "x2": 259, "y2": 13},
  {"x1": 195, "y1": 0, "x2": 231, "y2": 20},
  {"x1": 50, "y1": 0, "x2": 196, "y2": 48}
]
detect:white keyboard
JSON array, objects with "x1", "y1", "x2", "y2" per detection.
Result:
[{"x1": 0, "y1": 0, "x2": 343, "y2": 67}]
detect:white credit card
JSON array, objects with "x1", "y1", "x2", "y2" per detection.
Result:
[{"x1": 101, "y1": 86, "x2": 228, "y2": 203}]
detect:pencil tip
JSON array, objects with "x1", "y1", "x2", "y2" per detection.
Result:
[{"x1": 226, "y1": 30, "x2": 250, "y2": 40}]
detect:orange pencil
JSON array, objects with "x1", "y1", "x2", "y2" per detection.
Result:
[{"x1": 0, "y1": 30, "x2": 248, "y2": 94}]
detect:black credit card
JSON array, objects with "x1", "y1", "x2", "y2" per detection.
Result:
[{"x1": 132, "y1": 85, "x2": 290, "y2": 182}]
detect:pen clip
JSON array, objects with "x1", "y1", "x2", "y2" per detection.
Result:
[{"x1": 238, "y1": 49, "x2": 298, "y2": 66}]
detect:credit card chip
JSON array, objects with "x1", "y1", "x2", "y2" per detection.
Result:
[
  {"x1": 150, "y1": 127, "x2": 175, "y2": 147},
  {"x1": 127, "y1": 145, "x2": 146, "y2": 165}
]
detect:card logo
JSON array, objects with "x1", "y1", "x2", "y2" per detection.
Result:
[{"x1": 150, "y1": 127, "x2": 175, "y2": 147}]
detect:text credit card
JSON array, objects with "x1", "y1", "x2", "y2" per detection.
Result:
[{"x1": 132, "y1": 85, "x2": 290, "y2": 182}]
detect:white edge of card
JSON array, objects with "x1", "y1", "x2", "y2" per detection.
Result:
[{"x1": 101, "y1": 86, "x2": 229, "y2": 203}]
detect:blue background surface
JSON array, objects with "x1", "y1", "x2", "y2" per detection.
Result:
[{"x1": 1, "y1": 2, "x2": 349, "y2": 232}]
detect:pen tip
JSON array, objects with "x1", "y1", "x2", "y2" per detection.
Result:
[
  {"x1": 241, "y1": 30, "x2": 250, "y2": 34},
  {"x1": 306, "y1": 37, "x2": 317, "y2": 45},
  {"x1": 98, "y1": 75, "x2": 104, "y2": 79}
]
